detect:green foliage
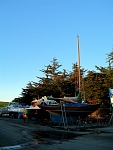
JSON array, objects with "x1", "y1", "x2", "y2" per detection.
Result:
[
  {"x1": 0, "y1": 102, "x2": 9, "y2": 108},
  {"x1": 84, "y1": 72, "x2": 109, "y2": 102},
  {"x1": 15, "y1": 51, "x2": 113, "y2": 106}
]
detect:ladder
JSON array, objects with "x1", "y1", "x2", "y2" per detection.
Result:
[{"x1": 60, "y1": 102, "x2": 68, "y2": 128}]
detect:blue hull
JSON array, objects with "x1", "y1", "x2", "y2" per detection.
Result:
[{"x1": 50, "y1": 113, "x2": 76, "y2": 124}]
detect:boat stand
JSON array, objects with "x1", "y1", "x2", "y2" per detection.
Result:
[
  {"x1": 60, "y1": 102, "x2": 68, "y2": 128},
  {"x1": 109, "y1": 109, "x2": 113, "y2": 124}
]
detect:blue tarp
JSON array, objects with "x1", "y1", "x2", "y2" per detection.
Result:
[
  {"x1": 63, "y1": 103, "x2": 87, "y2": 107},
  {"x1": 109, "y1": 88, "x2": 113, "y2": 98},
  {"x1": 109, "y1": 88, "x2": 113, "y2": 104}
]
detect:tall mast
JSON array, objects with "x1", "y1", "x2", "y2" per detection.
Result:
[{"x1": 77, "y1": 35, "x2": 81, "y2": 93}]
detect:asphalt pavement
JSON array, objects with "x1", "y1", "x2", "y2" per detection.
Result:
[{"x1": 0, "y1": 117, "x2": 113, "y2": 150}]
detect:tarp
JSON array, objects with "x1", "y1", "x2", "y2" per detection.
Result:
[
  {"x1": 109, "y1": 88, "x2": 113, "y2": 104},
  {"x1": 77, "y1": 92, "x2": 82, "y2": 100}
]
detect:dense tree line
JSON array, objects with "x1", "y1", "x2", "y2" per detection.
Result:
[{"x1": 13, "y1": 51, "x2": 113, "y2": 107}]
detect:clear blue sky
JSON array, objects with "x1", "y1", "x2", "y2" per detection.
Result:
[{"x1": 0, "y1": 0, "x2": 113, "y2": 102}]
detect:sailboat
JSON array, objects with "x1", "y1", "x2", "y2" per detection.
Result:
[
  {"x1": 38, "y1": 96, "x2": 100, "y2": 124},
  {"x1": 38, "y1": 35, "x2": 101, "y2": 124}
]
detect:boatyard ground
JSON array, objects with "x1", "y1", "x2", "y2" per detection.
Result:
[{"x1": 0, "y1": 117, "x2": 113, "y2": 150}]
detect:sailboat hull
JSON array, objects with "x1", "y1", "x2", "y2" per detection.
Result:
[{"x1": 39, "y1": 103, "x2": 100, "y2": 123}]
